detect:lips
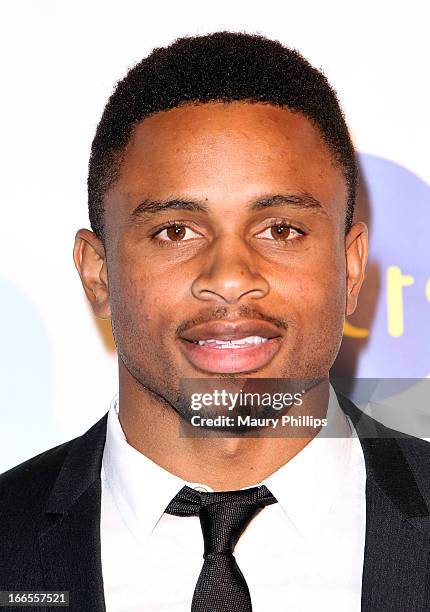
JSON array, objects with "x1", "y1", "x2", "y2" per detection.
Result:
[
  {"x1": 178, "y1": 320, "x2": 284, "y2": 374},
  {"x1": 180, "y1": 320, "x2": 283, "y2": 343}
]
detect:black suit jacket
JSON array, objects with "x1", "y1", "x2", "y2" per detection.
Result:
[{"x1": 1, "y1": 391, "x2": 430, "y2": 611}]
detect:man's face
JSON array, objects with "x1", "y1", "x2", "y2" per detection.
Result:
[{"x1": 81, "y1": 102, "x2": 366, "y2": 412}]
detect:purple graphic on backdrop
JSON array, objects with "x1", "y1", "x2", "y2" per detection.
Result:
[{"x1": 331, "y1": 153, "x2": 430, "y2": 391}]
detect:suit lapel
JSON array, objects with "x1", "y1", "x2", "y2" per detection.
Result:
[
  {"x1": 38, "y1": 414, "x2": 108, "y2": 612},
  {"x1": 361, "y1": 477, "x2": 430, "y2": 611},
  {"x1": 337, "y1": 391, "x2": 430, "y2": 611}
]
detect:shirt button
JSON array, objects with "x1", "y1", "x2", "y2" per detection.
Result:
[{"x1": 190, "y1": 484, "x2": 213, "y2": 493}]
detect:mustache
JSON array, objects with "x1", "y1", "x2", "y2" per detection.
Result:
[{"x1": 176, "y1": 304, "x2": 288, "y2": 337}]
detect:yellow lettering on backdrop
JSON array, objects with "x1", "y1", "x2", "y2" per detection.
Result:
[
  {"x1": 387, "y1": 266, "x2": 414, "y2": 338},
  {"x1": 343, "y1": 320, "x2": 369, "y2": 339},
  {"x1": 426, "y1": 279, "x2": 430, "y2": 302}
]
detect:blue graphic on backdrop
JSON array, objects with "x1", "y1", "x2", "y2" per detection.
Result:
[{"x1": 332, "y1": 153, "x2": 430, "y2": 400}]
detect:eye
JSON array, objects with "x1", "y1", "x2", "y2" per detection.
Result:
[
  {"x1": 256, "y1": 223, "x2": 305, "y2": 242},
  {"x1": 153, "y1": 223, "x2": 201, "y2": 243}
]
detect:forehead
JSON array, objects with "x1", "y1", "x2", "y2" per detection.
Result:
[{"x1": 106, "y1": 102, "x2": 346, "y2": 225}]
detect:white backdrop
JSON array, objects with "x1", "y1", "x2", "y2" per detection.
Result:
[{"x1": 1, "y1": 0, "x2": 429, "y2": 472}]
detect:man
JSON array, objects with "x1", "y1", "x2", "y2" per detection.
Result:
[{"x1": 1, "y1": 31, "x2": 429, "y2": 612}]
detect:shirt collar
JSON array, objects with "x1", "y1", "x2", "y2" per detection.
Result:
[
  {"x1": 261, "y1": 383, "x2": 353, "y2": 537},
  {"x1": 102, "y1": 383, "x2": 353, "y2": 543},
  {"x1": 102, "y1": 395, "x2": 190, "y2": 545}
]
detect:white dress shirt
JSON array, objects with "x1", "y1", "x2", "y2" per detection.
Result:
[{"x1": 100, "y1": 384, "x2": 366, "y2": 612}]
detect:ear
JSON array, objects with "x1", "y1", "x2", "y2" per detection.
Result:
[
  {"x1": 345, "y1": 222, "x2": 369, "y2": 317},
  {"x1": 73, "y1": 229, "x2": 111, "y2": 319}
]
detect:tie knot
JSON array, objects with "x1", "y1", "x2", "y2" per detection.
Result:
[{"x1": 165, "y1": 484, "x2": 277, "y2": 556}]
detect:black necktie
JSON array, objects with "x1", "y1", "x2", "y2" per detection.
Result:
[{"x1": 164, "y1": 484, "x2": 277, "y2": 611}]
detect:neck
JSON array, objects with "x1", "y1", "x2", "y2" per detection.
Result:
[{"x1": 117, "y1": 364, "x2": 330, "y2": 491}]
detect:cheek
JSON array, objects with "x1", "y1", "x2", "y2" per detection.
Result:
[
  {"x1": 274, "y1": 261, "x2": 345, "y2": 320},
  {"x1": 113, "y1": 282, "x2": 159, "y2": 330},
  {"x1": 109, "y1": 253, "x2": 180, "y2": 342},
  {"x1": 108, "y1": 260, "x2": 149, "y2": 331}
]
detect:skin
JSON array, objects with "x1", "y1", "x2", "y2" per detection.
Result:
[{"x1": 73, "y1": 102, "x2": 368, "y2": 490}]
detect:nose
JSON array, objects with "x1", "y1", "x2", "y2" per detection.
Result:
[{"x1": 191, "y1": 234, "x2": 270, "y2": 304}]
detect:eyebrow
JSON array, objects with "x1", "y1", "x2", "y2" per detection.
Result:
[{"x1": 128, "y1": 192, "x2": 326, "y2": 221}]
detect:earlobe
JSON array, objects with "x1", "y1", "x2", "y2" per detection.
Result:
[
  {"x1": 345, "y1": 222, "x2": 369, "y2": 317},
  {"x1": 73, "y1": 229, "x2": 111, "y2": 320}
]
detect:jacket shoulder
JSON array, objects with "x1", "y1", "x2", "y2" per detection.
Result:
[
  {"x1": 0, "y1": 414, "x2": 108, "y2": 587},
  {"x1": 0, "y1": 438, "x2": 77, "y2": 514},
  {"x1": 337, "y1": 389, "x2": 430, "y2": 502},
  {"x1": 0, "y1": 412, "x2": 108, "y2": 522}
]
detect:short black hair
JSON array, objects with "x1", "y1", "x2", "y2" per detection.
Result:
[{"x1": 88, "y1": 31, "x2": 357, "y2": 242}]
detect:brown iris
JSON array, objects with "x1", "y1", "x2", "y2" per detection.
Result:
[
  {"x1": 166, "y1": 225, "x2": 186, "y2": 241},
  {"x1": 270, "y1": 225, "x2": 291, "y2": 239}
]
